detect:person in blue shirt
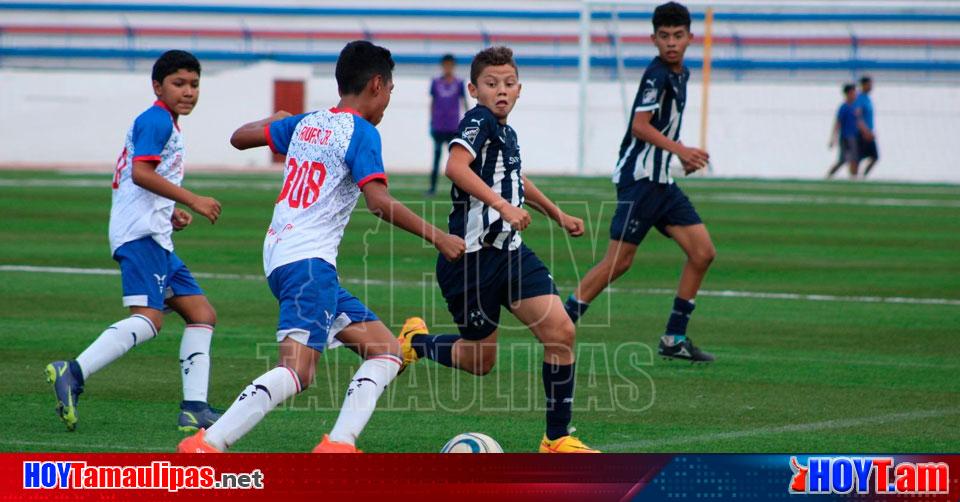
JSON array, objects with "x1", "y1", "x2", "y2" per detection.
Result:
[
  {"x1": 855, "y1": 76, "x2": 879, "y2": 177},
  {"x1": 827, "y1": 83, "x2": 863, "y2": 179}
]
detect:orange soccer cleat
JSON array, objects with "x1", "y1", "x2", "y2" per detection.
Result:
[
  {"x1": 311, "y1": 434, "x2": 362, "y2": 453},
  {"x1": 176, "y1": 429, "x2": 222, "y2": 453}
]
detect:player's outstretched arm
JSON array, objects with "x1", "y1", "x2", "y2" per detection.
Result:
[
  {"x1": 361, "y1": 180, "x2": 465, "y2": 262},
  {"x1": 632, "y1": 111, "x2": 709, "y2": 173},
  {"x1": 230, "y1": 111, "x2": 293, "y2": 150},
  {"x1": 445, "y1": 144, "x2": 531, "y2": 231},
  {"x1": 131, "y1": 161, "x2": 221, "y2": 223},
  {"x1": 829, "y1": 119, "x2": 840, "y2": 148},
  {"x1": 521, "y1": 175, "x2": 583, "y2": 237}
]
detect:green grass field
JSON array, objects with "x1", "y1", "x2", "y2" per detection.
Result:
[{"x1": 1, "y1": 169, "x2": 958, "y2": 453}]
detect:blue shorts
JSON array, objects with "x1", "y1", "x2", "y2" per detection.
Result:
[
  {"x1": 113, "y1": 237, "x2": 204, "y2": 310},
  {"x1": 609, "y1": 179, "x2": 702, "y2": 245},
  {"x1": 436, "y1": 243, "x2": 558, "y2": 341},
  {"x1": 267, "y1": 258, "x2": 378, "y2": 352}
]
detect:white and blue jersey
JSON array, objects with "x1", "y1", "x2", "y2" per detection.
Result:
[
  {"x1": 262, "y1": 107, "x2": 384, "y2": 351},
  {"x1": 448, "y1": 105, "x2": 524, "y2": 252},
  {"x1": 614, "y1": 57, "x2": 689, "y2": 186},
  {"x1": 109, "y1": 100, "x2": 203, "y2": 309},
  {"x1": 109, "y1": 100, "x2": 184, "y2": 254},
  {"x1": 263, "y1": 107, "x2": 387, "y2": 276}
]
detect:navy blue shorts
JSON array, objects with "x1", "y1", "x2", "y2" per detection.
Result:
[
  {"x1": 113, "y1": 236, "x2": 204, "y2": 310},
  {"x1": 436, "y1": 243, "x2": 558, "y2": 341},
  {"x1": 267, "y1": 258, "x2": 378, "y2": 352},
  {"x1": 609, "y1": 179, "x2": 702, "y2": 245},
  {"x1": 857, "y1": 135, "x2": 879, "y2": 160}
]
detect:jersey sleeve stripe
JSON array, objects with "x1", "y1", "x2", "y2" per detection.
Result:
[
  {"x1": 450, "y1": 138, "x2": 477, "y2": 158},
  {"x1": 357, "y1": 172, "x2": 388, "y2": 189},
  {"x1": 131, "y1": 155, "x2": 162, "y2": 162},
  {"x1": 264, "y1": 124, "x2": 280, "y2": 154}
]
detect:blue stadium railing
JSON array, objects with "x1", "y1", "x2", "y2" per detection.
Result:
[
  {"x1": 2, "y1": 2, "x2": 960, "y2": 22},
  {"x1": 3, "y1": 47, "x2": 960, "y2": 72},
  {"x1": 1, "y1": 3, "x2": 958, "y2": 73}
]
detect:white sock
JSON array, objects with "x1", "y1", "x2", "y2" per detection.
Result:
[
  {"x1": 204, "y1": 366, "x2": 301, "y2": 451},
  {"x1": 328, "y1": 354, "x2": 402, "y2": 445},
  {"x1": 75, "y1": 314, "x2": 157, "y2": 380},
  {"x1": 180, "y1": 324, "x2": 213, "y2": 403}
]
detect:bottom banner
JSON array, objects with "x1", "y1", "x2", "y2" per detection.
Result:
[{"x1": 1, "y1": 454, "x2": 957, "y2": 501}]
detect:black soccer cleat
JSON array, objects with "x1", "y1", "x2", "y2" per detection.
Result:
[
  {"x1": 178, "y1": 401, "x2": 224, "y2": 433},
  {"x1": 658, "y1": 337, "x2": 715, "y2": 363}
]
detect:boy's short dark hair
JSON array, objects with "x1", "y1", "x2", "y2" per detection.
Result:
[
  {"x1": 843, "y1": 83, "x2": 856, "y2": 93},
  {"x1": 859, "y1": 75, "x2": 872, "y2": 85},
  {"x1": 441, "y1": 54, "x2": 456, "y2": 64},
  {"x1": 653, "y1": 2, "x2": 692, "y2": 31},
  {"x1": 336, "y1": 40, "x2": 395, "y2": 95},
  {"x1": 152, "y1": 50, "x2": 201, "y2": 83},
  {"x1": 470, "y1": 46, "x2": 517, "y2": 85}
]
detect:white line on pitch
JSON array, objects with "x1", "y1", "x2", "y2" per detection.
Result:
[
  {"x1": 2, "y1": 264, "x2": 959, "y2": 307},
  {"x1": 598, "y1": 407, "x2": 960, "y2": 451},
  {"x1": 3, "y1": 178, "x2": 960, "y2": 208},
  {"x1": 23, "y1": 174, "x2": 960, "y2": 196}
]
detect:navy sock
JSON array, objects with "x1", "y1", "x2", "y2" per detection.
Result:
[
  {"x1": 543, "y1": 362, "x2": 575, "y2": 440},
  {"x1": 564, "y1": 295, "x2": 590, "y2": 323},
  {"x1": 68, "y1": 360, "x2": 85, "y2": 387},
  {"x1": 665, "y1": 296, "x2": 696, "y2": 338},
  {"x1": 411, "y1": 334, "x2": 460, "y2": 368}
]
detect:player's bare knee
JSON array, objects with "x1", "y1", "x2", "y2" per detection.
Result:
[
  {"x1": 474, "y1": 354, "x2": 497, "y2": 376},
  {"x1": 133, "y1": 308, "x2": 164, "y2": 332},
  {"x1": 544, "y1": 318, "x2": 576, "y2": 347},
  {"x1": 200, "y1": 304, "x2": 217, "y2": 327},
  {"x1": 538, "y1": 323, "x2": 575, "y2": 365},
  {"x1": 459, "y1": 344, "x2": 496, "y2": 375},
  {"x1": 690, "y1": 245, "x2": 716, "y2": 270},
  {"x1": 190, "y1": 305, "x2": 217, "y2": 327},
  {"x1": 380, "y1": 337, "x2": 402, "y2": 359}
]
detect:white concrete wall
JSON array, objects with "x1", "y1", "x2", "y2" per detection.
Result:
[{"x1": 2, "y1": 63, "x2": 958, "y2": 183}]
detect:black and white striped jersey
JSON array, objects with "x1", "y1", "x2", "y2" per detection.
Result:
[
  {"x1": 614, "y1": 56, "x2": 689, "y2": 186},
  {"x1": 448, "y1": 105, "x2": 524, "y2": 252}
]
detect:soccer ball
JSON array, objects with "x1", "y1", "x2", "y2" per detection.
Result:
[{"x1": 440, "y1": 432, "x2": 503, "y2": 453}]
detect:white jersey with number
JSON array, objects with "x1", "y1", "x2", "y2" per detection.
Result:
[
  {"x1": 108, "y1": 101, "x2": 184, "y2": 254},
  {"x1": 262, "y1": 107, "x2": 387, "y2": 276}
]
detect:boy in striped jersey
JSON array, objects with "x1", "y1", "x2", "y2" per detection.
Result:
[
  {"x1": 397, "y1": 46, "x2": 598, "y2": 453},
  {"x1": 565, "y1": 2, "x2": 717, "y2": 362}
]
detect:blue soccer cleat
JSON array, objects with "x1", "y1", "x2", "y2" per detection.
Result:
[
  {"x1": 177, "y1": 401, "x2": 223, "y2": 433},
  {"x1": 45, "y1": 360, "x2": 84, "y2": 432}
]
